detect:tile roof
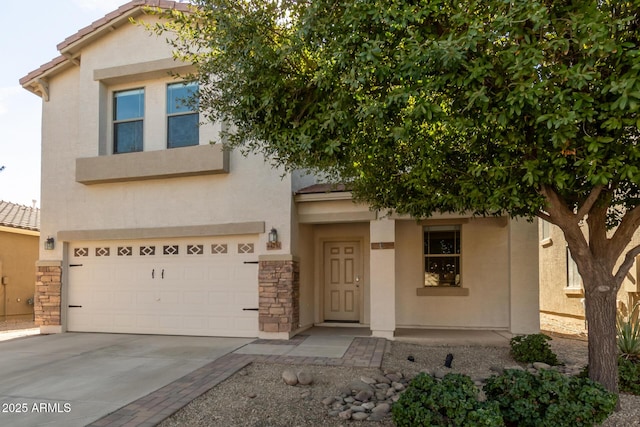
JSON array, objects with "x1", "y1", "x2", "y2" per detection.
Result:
[
  {"x1": 0, "y1": 201, "x2": 40, "y2": 231},
  {"x1": 20, "y1": 0, "x2": 191, "y2": 87},
  {"x1": 57, "y1": 0, "x2": 191, "y2": 52}
]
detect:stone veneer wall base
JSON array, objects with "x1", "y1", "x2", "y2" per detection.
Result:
[
  {"x1": 258, "y1": 258, "x2": 300, "y2": 337},
  {"x1": 35, "y1": 261, "x2": 63, "y2": 329}
]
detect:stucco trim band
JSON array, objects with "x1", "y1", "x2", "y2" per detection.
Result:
[
  {"x1": 36, "y1": 260, "x2": 63, "y2": 267},
  {"x1": 94, "y1": 58, "x2": 195, "y2": 85},
  {"x1": 371, "y1": 242, "x2": 395, "y2": 250},
  {"x1": 258, "y1": 254, "x2": 300, "y2": 262},
  {"x1": 416, "y1": 287, "x2": 470, "y2": 297},
  {"x1": 297, "y1": 211, "x2": 376, "y2": 224},
  {"x1": 76, "y1": 144, "x2": 229, "y2": 185},
  {"x1": 58, "y1": 222, "x2": 265, "y2": 242}
]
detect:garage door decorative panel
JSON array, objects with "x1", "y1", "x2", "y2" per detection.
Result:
[
  {"x1": 187, "y1": 244, "x2": 204, "y2": 255},
  {"x1": 118, "y1": 246, "x2": 133, "y2": 256},
  {"x1": 211, "y1": 243, "x2": 227, "y2": 254},
  {"x1": 95, "y1": 247, "x2": 110, "y2": 257},
  {"x1": 140, "y1": 246, "x2": 156, "y2": 256},
  {"x1": 74, "y1": 248, "x2": 89, "y2": 257}
]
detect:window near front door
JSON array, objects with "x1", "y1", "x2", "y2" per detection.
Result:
[
  {"x1": 167, "y1": 82, "x2": 199, "y2": 148},
  {"x1": 424, "y1": 225, "x2": 461, "y2": 287},
  {"x1": 113, "y1": 88, "x2": 144, "y2": 153}
]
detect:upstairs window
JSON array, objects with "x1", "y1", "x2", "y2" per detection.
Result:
[
  {"x1": 113, "y1": 88, "x2": 144, "y2": 153},
  {"x1": 424, "y1": 225, "x2": 461, "y2": 287},
  {"x1": 167, "y1": 82, "x2": 199, "y2": 148}
]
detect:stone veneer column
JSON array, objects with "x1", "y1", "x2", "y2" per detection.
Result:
[
  {"x1": 258, "y1": 255, "x2": 300, "y2": 339},
  {"x1": 35, "y1": 260, "x2": 63, "y2": 334}
]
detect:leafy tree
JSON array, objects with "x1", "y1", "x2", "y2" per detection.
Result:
[{"x1": 150, "y1": 0, "x2": 640, "y2": 395}]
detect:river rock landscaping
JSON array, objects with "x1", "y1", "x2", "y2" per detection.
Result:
[{"x1": 160, "y1": 337, "x2": 640, "y2": 427}]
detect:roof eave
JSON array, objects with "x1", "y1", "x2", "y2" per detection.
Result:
[
  {"x1": 58, "y1": 7, "x2": 148, "y2": 59},
  {"x1": 19, "y1": 1, "x2": 192, "y2": 97}
]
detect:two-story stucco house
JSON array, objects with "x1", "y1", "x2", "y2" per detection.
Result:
[{"x1": 20, "y1": 0, "x2": 540, "y2": 340}]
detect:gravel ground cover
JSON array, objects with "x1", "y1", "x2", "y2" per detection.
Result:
[{"x1": 161, "y1": 335, "x2": 639, "y2": 427}]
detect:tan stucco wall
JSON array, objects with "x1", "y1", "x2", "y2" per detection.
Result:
[
  {"x1": 296, "y1": 223, "x2": 315, "y2": 329},
  {"x1": 0, "y1": 230, "x2": 39, "y2": 319},
  {"x1": 539, "y1": 221, "x2": 640, "y2": 333},
  {"x1": 39, "y1": 16, "x2": 296, "y2": 264},
  {"x1": 395, "y1": 218, "x2": 511, "y2": 329}
]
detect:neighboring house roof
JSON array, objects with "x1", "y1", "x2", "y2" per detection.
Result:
[
  {"x1": 0, "y1": 201, "x2": 40, "y2": 231},
  {"x1": 19, "y1": 0, "x2": 191, "y2": 96}
]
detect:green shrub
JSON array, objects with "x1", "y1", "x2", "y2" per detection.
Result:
[
  {"x1": 618, "y1": 356, "x2": 640, "y2": 395},
  {"x1": 617, "y1": 302, "x2": 640, "y2": 358},
  {"x1": 483, "y1": 369, "x2": 617, "y2": 427},
  {"x1": 392, "y1": 372, "x2": 504, "y2": 427},
  {"x1": 509, "y1": 333, "x2": 560, "y2": 365}
]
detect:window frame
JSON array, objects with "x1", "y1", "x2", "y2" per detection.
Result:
[
  {"x1": 166, "y1": 81, "x2": 199, "y2": 149},
  {"x1": 423, "y1": 225, "x2": 462, "y2": 288},
  {"x1": 566, "y1": 246, "x2": 583, "y2": 289},
  {"x1": 112, "y1": 87, "x2": 145, "y2": 154}
]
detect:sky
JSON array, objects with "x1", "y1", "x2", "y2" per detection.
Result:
[{"x1": 0, "y1": 0, "x2": 132, "y2": 207}]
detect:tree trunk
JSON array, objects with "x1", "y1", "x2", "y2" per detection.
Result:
[{"x1": 583, "y1": 274, "x2": 619, "y2": 396}]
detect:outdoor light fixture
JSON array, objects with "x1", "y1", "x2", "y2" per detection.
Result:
[
  {"x1": 44, "y1": 237, "x2": 55, "y2": 250},
  {"x1": 267, "y1": 228, "x2": 281, "y2": 250}
]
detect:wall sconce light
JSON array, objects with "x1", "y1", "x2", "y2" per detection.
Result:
[
  {"x1": 267, "y1": 228, "x2": 281, "y2": 250},
  {"x1": 44, "y1": 237, "x2": 55, "y2": 250}
]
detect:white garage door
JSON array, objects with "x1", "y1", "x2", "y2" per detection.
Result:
[{"x1": 67, "y1": 236, "x2": 259, "y2": 337}]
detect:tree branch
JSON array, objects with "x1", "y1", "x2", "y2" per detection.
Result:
[
  {"x1": 586, "y1": 190, "x2": 610, "y2": 263},
  {"x1": 614, "y1": 243, "x2": 640, "y2": 286},
  {"x1": 576, "y1": 185, "x2": 604, "y2": 219},
  {"x1": 539, "y1": 184, "x2": 576, "y2": 226},
  {"x1": 536, "y1": 211, "x2": 552, "y2": 223}
]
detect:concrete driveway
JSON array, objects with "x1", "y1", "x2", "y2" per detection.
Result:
[{"x1": 0, "y1": 333, "x2": 252, "y2": 426}]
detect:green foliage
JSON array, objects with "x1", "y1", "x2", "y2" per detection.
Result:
[
  {"x1": 152, "y1": 0, "x2": 640, "y2": 222},
  {"x1": 509, "y1": 334, "x2": 560, "y2": 366},
  {"x1": 483, "y1": 369, "x2": 617, "y2": 427},
  {"x1": 151, "y1": 0, "x2": 640, "y2": 393},
  {"x1": 617, "y1": 303, "x2": 640, "y2": 358},
  {"x1": 618, "y1": 356, "x2": 640, "y2": 395},
  {"x1": 391, "y1": 373, "x2": 504, "y2": 427}
]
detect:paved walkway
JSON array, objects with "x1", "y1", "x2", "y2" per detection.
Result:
[{"x1": 87, "y1": 335, "x2": 387, "y2": 427}]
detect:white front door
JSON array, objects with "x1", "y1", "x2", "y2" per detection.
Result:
[
  {"x1": 323, "y1": 241, "x2": 362, "y2": 322},
  {"x1": 67, "y1": 237, "x2": 259, "y2": 337}
]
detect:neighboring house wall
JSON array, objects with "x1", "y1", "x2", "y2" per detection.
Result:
[
  {"x1": 539, "y1": 221, "x2": 640, "y2": 335},
  {"x1": 0, "y1": 229, "x2": 38, "y2": 320}
]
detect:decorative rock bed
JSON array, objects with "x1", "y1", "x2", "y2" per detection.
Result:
[{"x1": 282, "y1": 359, "x2": 588, "y2": 422}]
